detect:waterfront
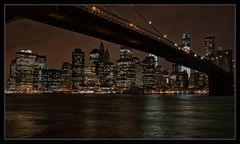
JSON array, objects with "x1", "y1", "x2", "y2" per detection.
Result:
[{"x1": 5, "y1": 94, "x2": 234, "y2": 139}]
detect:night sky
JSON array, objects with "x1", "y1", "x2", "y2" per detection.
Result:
[{"x1": 5, "y1": 5, "x2": 235, "y2": 83}]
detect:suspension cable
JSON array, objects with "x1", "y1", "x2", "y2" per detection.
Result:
[
  {"x1": 132, "y1": 7, "x2": 164, "y2": 38},
  {"x1": 106, "y1": 6, "x2": 122, "y2": 17}
]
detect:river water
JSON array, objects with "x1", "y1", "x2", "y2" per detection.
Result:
[{"x1": 5, "y1": 94, "x2": 235, "y2": 139}]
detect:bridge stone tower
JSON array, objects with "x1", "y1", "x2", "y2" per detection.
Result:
[{"x1": 208, "y1": 50, "x2": 234, "y2": 96}]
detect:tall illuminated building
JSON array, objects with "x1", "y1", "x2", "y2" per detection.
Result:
[
  {"x1": 181, "y1": 33, "x2": 191, "y2": 78},
  {"x1": 11, "y1": 50, "x2": 37, "y2": 91},
  {"x1": 179, "y1": 71, "x2": 189, "y2": 89},
  {"x1": 61, "y1": 62, "x2": 72, "y2": 90},
  {"x1": 135, "y1": 62, "x2": 145, "y2": 88},
  {"x1": 102, "y1": 63, "x2": 115, "y2": 87},
  {"x1": 8, "y1": 59, "x2": 17, "y2": 91},
  {"x1": 189, "y1": 70, "x2": 199, "y2": 89},
  {"x1": 33, "y1": 55, "x2": 48, "y2": 91},
  {"x1": 120, "y1": 46, "x2": 132, "y2": 59},
  {"x1": 198, "y1": 72, "x2": 208, "y2": 89},
  {"x1": 161, "y1": 69, "x2": 171, "y2": 88},
  {"x1": 72, "y1": 48, "x2": 85, "y2": 89},
  {"x1": 154, "y1": 65, "x2": 163, "y2": 88},
  {"x1": 148, "y1": 53, "x2": 158, "y2": 68},
  {"x1": 116, "y1": 47, "x2": 135, "y2": 88},
  {"x1": 143, "y1": 55, "x2": 155, "y2": 88},
  {"x1": 89, "y1": 48, "x2": 99, "y2": 64},
  {"x1": 8, "y1": 50, "x2": 48, "y2": 92},
  {"x1": 181, "y1": 33, "x2": 191, "y2": 51},
  {"x1": 172, "y1": 64, "x2": 181, "y2": 73},
  {"x1": 47, "y1": 69, "x2": 63, "y2": 91},
  {"x1": 171, "y1": 64, "x2": 181, "y2": 88},
  {"x1": 84, "y1": 63, "x2": 99, "y2": 87},
  {"x1": 204, "y1": 36, "x2": 215, "y2": 58},
  {"x1": 96, "y1": 42, "x2": 112, "y2": 86}
]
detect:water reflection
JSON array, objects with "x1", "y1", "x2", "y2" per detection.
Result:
[
  {"x1": 5, "y1": 94, "x2": 234, "y2": 139},
  {"x1": 6, "y1": 111, "x2": 47, "y2": 138}
]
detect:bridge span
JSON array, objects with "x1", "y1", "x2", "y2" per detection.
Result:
[{"x1": 5, "y1": 5, "x2": 234, "y2": 96}]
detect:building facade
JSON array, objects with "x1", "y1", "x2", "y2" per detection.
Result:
[
  {"x1": 116, "y1": 47, "x2": 135, "y2": 88},
  {"x1": 181, "y1": 33, "x2": 191, "y2": 78},
  {"x1": 204, "y1": 36, "x2": 215, "y2": 58},
  {"x1": 33, "y1": 55, "x2": 48, "y2": 91},
  {"x1": 61, "y1": 62, "x2": 72, "y2": 90},
  {"x1": 72, "y1": 48, "x2": 85, "y2": 89},
  {"x1": 13, "y1": 50, "x2": 37, "y2": 91},
  {"x1": 143, "y1": 55, "x2": 155, "y2": 88},
  {"x1": 47, "y1": 69, "x2": 63, "y2": 91}
]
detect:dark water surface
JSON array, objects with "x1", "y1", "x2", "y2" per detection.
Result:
[{"x1": 5, "y1": 94, "x2": 235, "y2": 139}]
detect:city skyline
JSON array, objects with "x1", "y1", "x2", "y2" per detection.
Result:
[
  {"x1": 6, "y1": 45, "x2": 209, "y2": 94},
  {"x1": 5, "y1": 5, "x2": 235, "y2": 84},
  {"x1": 4, "y1": 4, "x2": 235, "y2": 139}
]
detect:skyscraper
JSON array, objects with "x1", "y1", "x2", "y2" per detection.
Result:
[
  {"x1": 14, "y1": 50, "x2": 36, "y2": 91},
  {"x1": 204, "y1": 36, "x2": 215, "y2": 58},
  {"x1": 33, "y1": 55, "x2": 48, "y2": 91},
  {"x1": 105, "y1": 47, "x2": 110, "y2": 64},
  {"x1": 120, "y1": 46, "x2": 132, "y2": 59},
  {"x1": 179, "y1": 71, "x2": 189, "y2": 89},
  {"x1": 98, "y1": 42, "x2": 110, "y2": 64},
  {"x1": 189, "y1": 70, "x2": 199, "y2": 89},
  {"x1": 116, "y1": 46, "x2": 135, "y2": 88},
  {"x1": 161, "y1": 69, "x2": 172, "y2": 89},
  {"x1": 47, "y1": 69, "x2": 63, "y2": 91},
  {"x1": 148, "y1": 53, "x2": 158, "y2": 68},
  {"x1": 181, "y1": 33, "x2": 191, "y2": 78},
  {"x1": 96, "y1": 42, "x2": 113, "y2": 86},
  {"x1": 8, "y1": 59, "x2": 17, "y2": 91},
  {"x1": 8, "y1": 50, "x2": 49, "y2": 92},
  {"x1": 72, "y1": 48, "x2": 85, "y2": 89},
  {"x1": 143, "y1": 55, "x2": 155, "y2": 88},
  {"x1": 84, "y1": 63, "x2": 99, "y2": 87},
  {"x1": 181, "y1": 33, "x2": 191, "y2": 52},
  {"x1": 61, "y1": 62, "x2": 72, "y2": 90},
  {"x1": 102, "y1": 63, "x2": 115, "y2": 87},
  {"x1": 198, "y1": 72, "x2": 208, "y2": 89},
  {"x1": 154, "y1": 65, "x2": 163, "y2": 88},
  {"x1": 172, "y1": 64, "x2": 181, "y2": 73},
  {"x1": 135, "y1": 62, "x2": 145, "y2": 88},
  {"x1": 171, "y1": 64, "x2": 181, "y2": 88},
  {"x1": 89, "y1": 48, "x2": 99, "y2": 65}
]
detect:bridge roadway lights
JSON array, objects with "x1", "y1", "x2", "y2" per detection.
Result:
[{"x1": 6, "y1": 6, "x2": 233, "y2": 92}]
